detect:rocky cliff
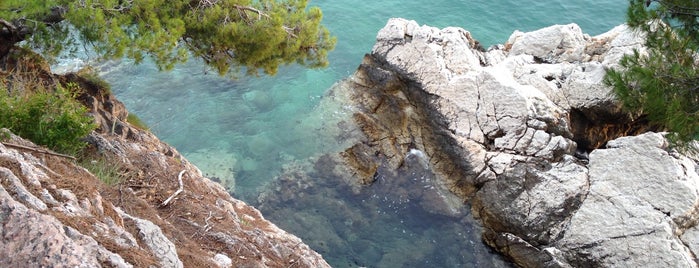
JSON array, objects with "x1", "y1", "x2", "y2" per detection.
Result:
[
  {"x1": 0, "y1": 59, "x2": 329, "y2": 267},
  {"x1": 341, "y1": 18, "x2": 699, "y2": 267}
]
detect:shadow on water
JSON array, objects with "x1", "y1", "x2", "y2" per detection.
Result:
[{"x1": 253, "y1": 150, "x2": 511, "y2": 268}]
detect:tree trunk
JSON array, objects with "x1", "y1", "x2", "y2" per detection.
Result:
[{"x1": 0, "y1": 19, "x2": 28, "y2": 61}]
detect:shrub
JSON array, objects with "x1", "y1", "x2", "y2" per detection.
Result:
[
  {"x1": 127, "y1": 113, "x2": 150, "y2": 131},
  {"x1": 0, "y1": 83, "x2": 97, "y2": 155},
  {"x1": 79, "y1": 156, "x2": 125, "y2": 185}
]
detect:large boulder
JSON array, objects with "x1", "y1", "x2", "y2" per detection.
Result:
[
  {"x1": 507, "y1": 24, "x2": 588, "y2": 63},
  {"x1": 557, "y1": 133, "x2": 699, "y2": 267},
  {"x1": 341, "y1": 18, "x2": 698, "y2": 267}
]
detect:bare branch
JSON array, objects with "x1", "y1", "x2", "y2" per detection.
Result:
[
  {"x1": 233, "y1": 5, "x2": 271, "y2": 20},
  {"x1": 160, "y1": 170, "x2": 186, "y2": 206},
  {"x1": 1, "y1": 142, "x2": 76, "y2": 160},
  {"x1": 0, "y1": 19, "x2": 18, "y2": 33},
  {"x1": 282, "y1": 26, "x2": 298, "y2": 38}
]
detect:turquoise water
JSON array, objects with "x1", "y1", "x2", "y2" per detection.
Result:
[{"x1": 101, "y1": 1, "x2": 628, "y2": 267}]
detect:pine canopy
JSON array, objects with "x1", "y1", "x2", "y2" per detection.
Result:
[
  {"x1": 605, "y1": 0, "x2": 699, "y2": 147},
  {"x1": 0, "y1": 0, "x2": 336, "y2": 76}
]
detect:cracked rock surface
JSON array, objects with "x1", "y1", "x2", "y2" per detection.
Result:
[
  {"x1": 341, "y1": 18, "x2": 699, "y2": 267},
  {"x1": 558, "y1": 133, "x2": 699, "y2": 267}
]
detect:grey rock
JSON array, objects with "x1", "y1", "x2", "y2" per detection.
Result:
[
  {"x1": 0, "y1": 184, "x2": 131, "y2": 268},
  {"x1": 507, "y1": 24, "x2": 588, "y2": 63},
  {"x1": 558, "y1": 133, "x2": 699, "y2": 267},
  {"x1": 682, "y1": 226, "x2": 699, "y2": 259},
  {"x1": 344, "y1": 18, "x2": 699, "y2": 267},
  {"x1": 0, "y1": 167, "x2": 47, "y2": 211},
  {"x1": 475, "y1": 155, "x2": 588, "y2": 245},
  {"x1": 213, "y1": 253, "x2": 233, "y2": 268},
  {"x1": 117, "y1": 208, "x2": 184, "y2": 268}
]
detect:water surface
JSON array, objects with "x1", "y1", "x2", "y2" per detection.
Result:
[{"x1": 100, "y1": 1, "x2": 628, "y2": 267}]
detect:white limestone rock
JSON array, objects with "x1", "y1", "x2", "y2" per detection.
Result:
[
  {"x1": 359, "y1": 18, "x2": 698, "y2": 267},
  {"x1": 475, "y1": 155, "x2": 589, "y2": 245},
  {"x1": 507, "y1": 24, "x2": 589, "y2": 63},
  {"x1": 558, "y1": 133, "x2": 699, "y2": 267},
  {"x1": 117, "y1": 207, "x2": 184, "y2": 268}
]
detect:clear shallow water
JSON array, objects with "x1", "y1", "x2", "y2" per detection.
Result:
[{"x1": 100, "y1": 1, "x2": 628, "y2": 267}]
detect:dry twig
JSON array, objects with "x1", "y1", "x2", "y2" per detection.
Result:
[
  {"x1": 1, "y1": 142, "x2": 76, "y2": 160},
  {"x1": 160, "y1": 170, "x2": 186, "y2": 206}
]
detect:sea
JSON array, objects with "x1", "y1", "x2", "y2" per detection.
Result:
[{"x1": 97, "y1": 1, "x2": 628, "y2": 267}]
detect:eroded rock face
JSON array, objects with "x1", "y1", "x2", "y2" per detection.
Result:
[
  {"x1": 342, "y1": 18, "x2": 699, "y2": 267},
  {"x1": 0, "y1": 68, "x2": 330, "y2": 266},
  {"x1": 0, "y1": 123, "x2": 330, "y2": 267}
]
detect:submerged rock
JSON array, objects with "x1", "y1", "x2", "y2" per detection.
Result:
[{"x1": 341, "y1": 18, "x2": 699, "y2": 267}]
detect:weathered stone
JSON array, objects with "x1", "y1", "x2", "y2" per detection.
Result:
[
  {"x1": 213, "y1": 253, "x2": 233, "y2": 268},
  {"x1": 682, "y1": 226, "x2": 699, "y2": 259},
  {"x1": 558, "y1": 133, "x2": 699, "y2": 267},
  {"x1": 507, "y1": 24, "x2": 588, "y2": 63},
  {"x1": 474, "y1": 155, "x2": 588, "y2": 245},
  {"x1": 0, "y1": 185, "x2": 131, "y2": 268},
  {"x1": 342, "y1": 18, "x2": 699, "y2": 267},
  {"x1": 0, "y1": 167, "x2": 47, "y2": 211},
  {"x1": 117, "y1": 207, "x2": 183, "y2": 268}
]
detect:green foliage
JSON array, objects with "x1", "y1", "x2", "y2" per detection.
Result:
[
  {"x1": 0, "y1": 1, "x2": 74, "y2": 60},
  {"x1": 1, "y1": 0, "x2": 335, "y2": 76},
  {"x1": 79, "y1": 156, "x2": 124, "y2": 185},
  {"x1": 0, "y1": 83, "x2": 97, "y2": 155},
  {"x1": 77, "y1": 68, "x2": 113, "y2": 95},
  {"x1": 605, "y1": 0, "x2": 699, "y2": 147},
  {"x1": 127, "y1": 113, "x2": 149, "y2": 131},
  {"x1": 0, "y1": 128, "x2": 10, "y2": 142}
]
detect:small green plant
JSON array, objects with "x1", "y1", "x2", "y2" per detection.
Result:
[
  {"x1": 127, "y1": 113, "x2": 150, "y2": 131},
  {"x1": 79, "y1": 157, "x2": 125, "y2": 185},
  {"x1": 77, "y1": 68, "x2": 113, "y2": 95},
  {"x1": 0, "y1": 128, "x2": 11, "y2": 142},
  {"x1": 0, "y1": 83, "x2": 97, "y2": 155}
]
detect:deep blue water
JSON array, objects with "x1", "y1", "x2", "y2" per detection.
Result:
[{"x1": 99, "y1": 1, "x2": 628, "y2": 267}]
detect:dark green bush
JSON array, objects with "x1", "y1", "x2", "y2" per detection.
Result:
[
  {"x1": 0, "y1": 83, "x2": 97, "y2": 155},
  {"x1": 605, "y1": 0, "x2": 699, "y2": 149}
]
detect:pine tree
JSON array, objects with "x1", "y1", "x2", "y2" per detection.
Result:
[
  {"x1": 605, "y1": 0, "x2": 699, "y2": 147},
  {"x1": 0, "y1": 0, "x2": 336, "y2": 75}
]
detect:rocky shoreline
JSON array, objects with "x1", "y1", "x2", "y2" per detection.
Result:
[
  {"x1": 0, "y1": 62, "x2": 329, "y2": 267},
  {"x1": 340, "y1": 18, "x2": 699, "y2": 267},
  {"x1": 2, "y1": 17, "x2": 698, "y2": 267}
]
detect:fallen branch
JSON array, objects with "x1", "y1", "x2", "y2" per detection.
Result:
[
  {"x1": 1, "y1": 142, "x2": 76, "y2": 160},
  {"x1": 0, "y1": 19, "x2": 17, "y2": 33},
  {"x1": 161, "y1": 170, "x2": 186, "y2": 207},
  {"x1": 203, "y1": 211, "x2": 214, "y2": 232}
]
